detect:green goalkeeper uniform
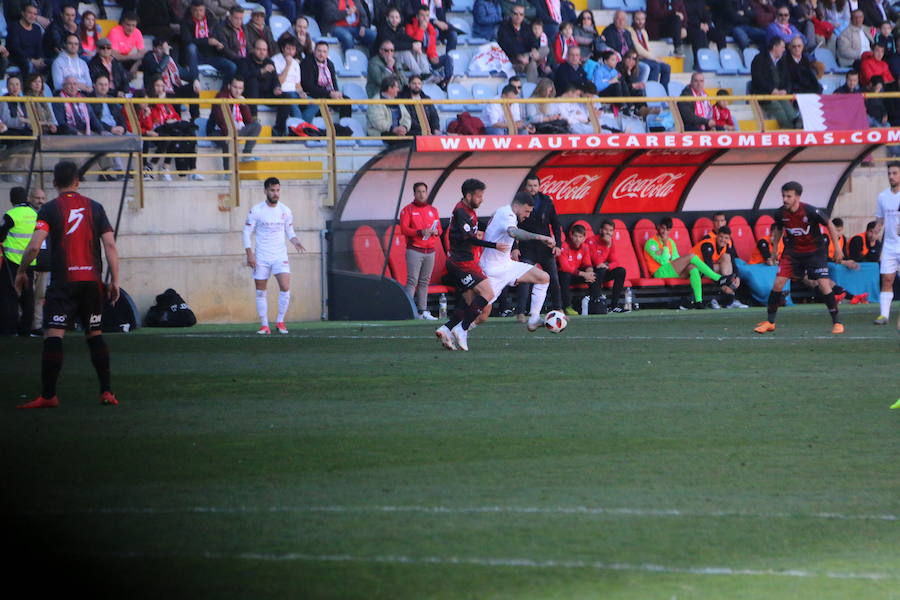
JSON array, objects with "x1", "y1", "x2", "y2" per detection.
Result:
[{"x1": 644, "y1": 235, "x2": 723, "y2": 301}]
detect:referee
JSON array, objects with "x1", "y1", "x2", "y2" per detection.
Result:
[{"x1": 515, "y1": 175, "x2": 562, "y2": 319}]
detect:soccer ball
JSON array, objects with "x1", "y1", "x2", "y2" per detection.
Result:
[{"x1": 544, "y1": 310, "x2": 568, "y2": 333}]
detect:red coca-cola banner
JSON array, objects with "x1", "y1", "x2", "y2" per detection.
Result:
[
  {"x1": 535, "y1": 166, "x2": 615, "y2": 214},
  {"x1": 542, "y1": 149, "x2": 632, "y2": 166},
  {"x1": 600, "y1": 166, "x2": 699, "y2": 213},
  {"x1": 416, "y1": 129, "x2": 900, "y2": 152}
]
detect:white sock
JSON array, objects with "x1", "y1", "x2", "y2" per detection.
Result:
[
  {"x1": 880, "y1": 291, "x2": 894, "y2": 318},
  {"x1": 530, "y1": 282, "x2": 549, "y2": 317},
  {"x1": 277, "y1": 290, "x2": 291, "y2": 322},
  {"x1": 256, "y1": 290, "x2": 268, "y2": 327}
]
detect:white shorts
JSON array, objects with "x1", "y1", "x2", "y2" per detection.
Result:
[
  {"x1": 881, "y1": 248, "x2": 900, "y2": 275},
  {"x1": 483, "y1": 260, "x2": 535, "y2": 303},
  {"x1": 253, "y1": 257, "x2": 290, "y2": 280}
]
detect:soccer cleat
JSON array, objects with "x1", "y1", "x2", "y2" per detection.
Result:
[
  {"x1": 419, "y1": 311, "x2": 438, "y2": 321},
  {"x1": 564, "y1": 307, "x2": 578, "y2": 316},
  {"x1": 257, "y1": 325, "x2": 271, "y2": 335},
  {"x1": 526, "y1": 314, "x2": 543, "y2": 332},
  {"x1": 850, "y1": 293, "x2": 869, "y2": 305},
  {"x1": 709, "y1": 298, "x2": 721, "y2": 310},
  {"x1": 17, "y1": 396, "x2": 59, "y2": 409},
  {"x1": 691, "y1": 301, "x2": 706, "y2": 310},
  {"x1": 874, "y1": 315, "x2": 889, "y2": 325},
  {"x1": 275, "y1": 322, "x2": 288, "y2": 334},
  {"x1": 610, "y1": 306, "x2": 627, "y2": 313},
  {"x1": 728, "y1": 299, "x2": 749, "y2": 309},
  {"x1": 754, "y1": 321, "x2": 776, "y2": 334},
  {"x1": 834, "y1": 291, "x2": 847, "y2": 303},
  {"x1": 435, "y1": 325, "x2": 457, "y2": 351},
  {"x1": 831, "y1": 323, "x2": 845, "y2": 335},
  {"x1": 451, "y1": 323, "x2": 469, "y2": 351},
  {"x1": 890, "y1": 398, "x2": 900, "y2": 410},
  {"x1": 100, "y1": 391, "x2": 118, "y2": 406}
]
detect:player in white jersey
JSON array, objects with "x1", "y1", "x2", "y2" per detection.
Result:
[
  {"x1": 479, "y1": 191, "x2": 556, "y2": 333},
  {"x1": 874, "y1": 162, "x2": 900, "y2": 328},
  {"x1": 243, "y1": 177, "x2": 305, "y2": 335}
]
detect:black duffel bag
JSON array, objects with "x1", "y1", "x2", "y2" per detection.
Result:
[
  {"x1": 101, "y1": 288, "x2": 140, "y2": 333},
  {"x1": 145, "y1": 288, "x2": 197, "y2": 327}
]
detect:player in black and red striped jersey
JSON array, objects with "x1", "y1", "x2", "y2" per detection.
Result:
[
  {"x1": 754, "y1": 181, "x2": 845, "y2": 335},
  {"x1": 13, "y1": 161, "x2": 121, "y2": 408},
  {"x1": 435, "y1": 178, "x2": 511, "y2": 351}
]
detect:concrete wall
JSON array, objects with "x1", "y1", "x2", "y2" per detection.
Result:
[
  {"x1": 832, "y1": 160, "x2": 891, "y2": 236},
  {"x1": 8, "y1": 177, "x2": 331, "y2": 325}
]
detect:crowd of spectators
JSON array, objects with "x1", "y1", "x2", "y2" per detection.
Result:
[{"x1": 2, "y1": 0, "x2": 900, "y2": 170}]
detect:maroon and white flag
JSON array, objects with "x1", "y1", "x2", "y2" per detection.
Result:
[{"x1": 796, "y1": 93, "x2": 869, "y2": 131}]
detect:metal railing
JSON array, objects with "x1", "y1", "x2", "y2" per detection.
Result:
[{"x1": 0, "y1": 92, "x2": 894, "y2": 206}]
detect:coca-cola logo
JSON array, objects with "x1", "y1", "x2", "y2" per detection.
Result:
[
  {"x1": 610, "y1": 172, "x2": 686, "y2": 200},
  {"x1": 540, "y1": 174, "x2": 602, "y2": 201}
]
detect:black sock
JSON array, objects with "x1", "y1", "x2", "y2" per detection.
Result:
[
  {"x1": 444, "y1": 306, "x2": 465, "y2": 330},
  {"x1": 41, "y1": 337, "x2": 64, "y2": 399},
  {"x1": 86, "y1": 335, "x2": 111, "y2": 394},
  {"x1": 833, "y1": 285, "x2": 846, "y2": 295},
  {"x1": 462, "y1": 295, "x2": 489, "y2": 330},
  {"x1": 823, "y1": 291, "x2": 840, "y2": 324},
  {"x1": 767, "y1": 291, "x2": 781, "y2": 323}
]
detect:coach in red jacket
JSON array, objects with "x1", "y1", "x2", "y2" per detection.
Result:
[
  {"x1": 590, "y1": 219, "x2": 628, "y2": 312},
  {"x1": 557, "y1": 223, "x2": 600, "y2": 315},
  {"x1": 399, "y1": 181, "x2": 442, "y2": 319}
]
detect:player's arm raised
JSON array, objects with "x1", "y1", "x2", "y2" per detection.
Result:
[
  {"x1": 13, "y1": 228, "x2": 48, "y2": 295},
  {"x1": 101, "y1": 230, "x2": 120, "y2": 303},
  {"x1": 506, "y1": 226, "x2": 555, "y2": 248}
]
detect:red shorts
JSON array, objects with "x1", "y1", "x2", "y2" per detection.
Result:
[{"x1": 446, "y1": 260, "x2": 486, "y2": 290}]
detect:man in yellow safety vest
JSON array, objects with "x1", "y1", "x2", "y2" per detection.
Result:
[{"x1": 0, "y1": 187, "x2": 37, "y2": 335}]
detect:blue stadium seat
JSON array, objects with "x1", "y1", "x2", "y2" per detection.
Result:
[
  {"x1": 270, "y1": 15, "x2": 292, "y2": 41},
  {"x1": 667, "y1": 80, "x2": 685, "y2": 97},
  {"x1": 453, "y1": 0, "x2": 474, "y2": 10},
  {"x1": 468, "y1": 82, "x2": 497, "y2": 112},
  {"x1": 306, "y1": 16, "x2": 338, "y2": 44},
  {"x1": 422, "y1": 83, "x2": 447, "y2": 101},
  {"x1": 623, "y1": 0, "x2": 647, "y2": 9},
  {"x1": 521, "y1": 81, "x2": 537, "y2": 98},
  {"x1": 342, "y1": 81, "x2": 368, "y2": 111},
  {"x1": 602, "y1": 0, "x2": 625, "y2": 7},
  {"x1": 336, "y1": 49, "x2": 368, "y2": 77},
  {"x1": 645, "y1": 81, "x2": 676, "y2": 131},
  {"x1": 449, "y1": 17, "x2": 489, "y2": 45},
  {"x1": 305, "y1": 117, "x2": 329, "y2": 147},
  {"x1": 743, "y1": 47, "x2": 759, "y2": 72},
  {"x1": 445, "y1": 82, "x2": 469, "y2": 112},
  {"x1": 815, "y1": 47, "x2": 850, "y2": 73},
  {"x1": 343, "y1": 116, "x2": 385, "y2": 147},
  {"x1": 718, "y1": 48, "x2": 743, "y2": 75},
  {"x1": 195, "y1": 118, "x2": 214, "y2": 147},
  {"x1": 696, "y1": 48, "x2": 721, "y2": 72}
]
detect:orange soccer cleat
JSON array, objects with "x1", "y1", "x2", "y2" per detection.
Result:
[
  {"x1": 850, "y1": 293, "x2": 869, "y2": 305},
  {"x1": 17, "y1": 396, "x2": 59, "y2": 409},
  {"x1": 753, "y1": 321, "x2": 776, "y2": 334},
  {"x1": 831, "y1": 323, "x2": 845, "y2": 335}
]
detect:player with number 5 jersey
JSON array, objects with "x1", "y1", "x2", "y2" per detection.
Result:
[{"x1": 14, "y1": 161, "x2": 121, "y2": 408}]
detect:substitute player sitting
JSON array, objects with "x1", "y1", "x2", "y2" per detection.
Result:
[
  {"x1": 691, "y1": 225, "x2": 747, "y2": 308},
  {"x1": 480, "y1": 191, "x2": 555, "y2": 333},
  {"x1": 243, "y1": 177, "x2": 305, "y2": 335},
  {"x1": 754, "y1": 181, "x2": 845, "y2": 335},
  {"x1": 645, "y1": 217, "x2": 735, "y2": 308}
]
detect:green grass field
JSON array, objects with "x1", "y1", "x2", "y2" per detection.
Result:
[{"x1": 2, "y1": 305, "x2": 899, "y2": 599}]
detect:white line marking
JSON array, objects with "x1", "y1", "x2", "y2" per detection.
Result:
[
  {"x1": 30, "y1": 504, "x2": 900, "y2": 521},
  {"x1": 159, "y1": 333, "x2": 887, "y2": 341},
  {"x1": 132, "y1": 551, "x2": 893, "y2": 581}
]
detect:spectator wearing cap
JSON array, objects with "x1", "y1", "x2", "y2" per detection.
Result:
[
  {"x1": 89, "y1": 38, "x2": 130, "y2": 97},
  {"x1": 246, "y1": 9, "x2": 277, "y2": 58},
  {"x1": 43, "y1": 4, "x2": 80, "y2": 61},
  {"x1": 139, "y1": 0, "x2": 181, "y2": 39},
  {"x1": 142, "y1": 35, "x2": 202, "y2": 122},
  {"x1": 52, "y1": 34, "x2": 92, "y2": 93},
  {"x1": 107, "y1": 12, "x2": 147, "y2": 73},
  {"x1": 181, "y1": 0, "x2": 237, "y2": 83}
]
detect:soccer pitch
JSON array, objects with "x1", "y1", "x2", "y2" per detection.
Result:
[{"x1": 2, "y1": 305, "x2": 898, "y2": 599}]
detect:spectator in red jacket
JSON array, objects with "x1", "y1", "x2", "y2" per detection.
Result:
[
  {"x1": 860, "y1": 43, "x2": 894, "y2": 86},
  {"x1": 552, "y1": 20, "x2": 577, "y2": 67},
  {"x1": 405, "y1": 6, "x2": 453, "y2": 89},
  {"x1": 557, "y1": 223, "x2": 600, "y2": 315},
  {"x1": 590, "y1": 220, "x2": 628, "y2": 312},
  {"x1": 399, "y1": 181, "x2": 443, "y2": 319}
]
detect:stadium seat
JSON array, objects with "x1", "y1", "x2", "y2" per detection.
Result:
[
  {"x1": 602, "y1": 0, "x2": 625, "y2": 8},
  {"x1": 754, "y1": 214, "x2": 774, "y2": 241},
  {"x1": 428, "y1": 238, "x2": 454, "y2": 293},
  {"x1": 623, "y1": 0, "x2": 647, "y2": 9},
  {"x1": 719, "y1": 48, "x2": 743, "y2": 75},
  {"x1": 195, "y1": 117, "x2": 214, "y2": 147},
  {"x1": 692, "y1": 217, "x2": 713, "y2": 244},
  {"x1": 667, "y1": 80, "x2": 685, "y2": 97},
  {"x1": 338, "y1": 116, "x2": 382, "y2": 147},
  {"x1": 742, "y1": 48, "x2": 759, "y2": 72},
  {"x1": 727, "y1": 216, "x2": 755, "y2": 261},
  {"x1": 670, "y1": 217, "x2": 693, "y2": 257},
  {"x1": 521, "y1": 81, "x2": 537, "y2": 98},
  {"x1": 445, "y1": 82, "x2": 469, "y2": 112},
  {"x1": 453, "y1": 0, "x2": 474, "y2": 9},
  {"x1": 469, "y1": 82, "x2": 497, "y2": 112},
  {"x1": 352, "y1": 225, "x2": 386, "y2": 275},
  {"x1": 303, "y1": 117, "x2": 330, "y2": 147},
  {"x1": 645, "y1": 81, "x2": 676, "y2": 131},
  {"x1": 815, "y1": 47, "x2": 850, "y2": 73},
  {"x1": 270, "y1": 15, "x2": 292, "y2": 41},
  {"x1": 570, "y1": 219, "x2": 595, "y2": 239},
  {"x1": 337, "y1": 49, "x2": 368, "y2": 77},
  {"x1": 613, "y1": 219, "x2": 663, "y2": 286},
  {"x1": 632, "y1": 218, "x2": 690, "y2": 285},
  {"x1": 422, "y1": 82, "x2": 447, "y2": 102},
  {"x1": 342, "y1": 81, "x2": 368, "y2": 111},
  {"x1": 448, "y1": 17, "x2": 489, "y2": 45},
  {"x1": 696, "y1": 48, "x2": 721, "y2": 72},
  {"x1": 306, "y1": 16, "x2": 338, "y2": 43},
  {"x1": 383, "y1": 225, "x2": 407, "y2": 284}
]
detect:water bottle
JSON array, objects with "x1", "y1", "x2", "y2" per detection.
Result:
[
  {"x1": 624, "y1": 287, "x2": 633, "y2": 312},
  {"x1": 581, "y1": 295, "x2": 590, "y2": 316},
  {"x1": 438, "y1": 293, "x2": 448, "y2": 319}
]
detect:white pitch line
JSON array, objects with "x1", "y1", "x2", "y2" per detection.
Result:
[
  {"x1": 188, "y1": 552, "x2": 893, "y2": 581},
  {"x1": 159, "y1": 333, "x2": 888, "y2": 341},
  {"x1": 29, "y1": 504, "x2": 900, "y2": 522}
]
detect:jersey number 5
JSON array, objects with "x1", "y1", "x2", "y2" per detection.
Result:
[{"x1": 66, "y1": 207, "x2": 85, "y2": 235}]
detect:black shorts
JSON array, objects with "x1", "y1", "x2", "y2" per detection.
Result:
[
  {"x1": 778, "y1": 248, "x2": 830, "y2": 281},
  {"x1": 44, "y1": 281, "x2": 105, "y2": 331},
  {"x1": 446, "y1": 260, "x2": 486, "y2": 290}
]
